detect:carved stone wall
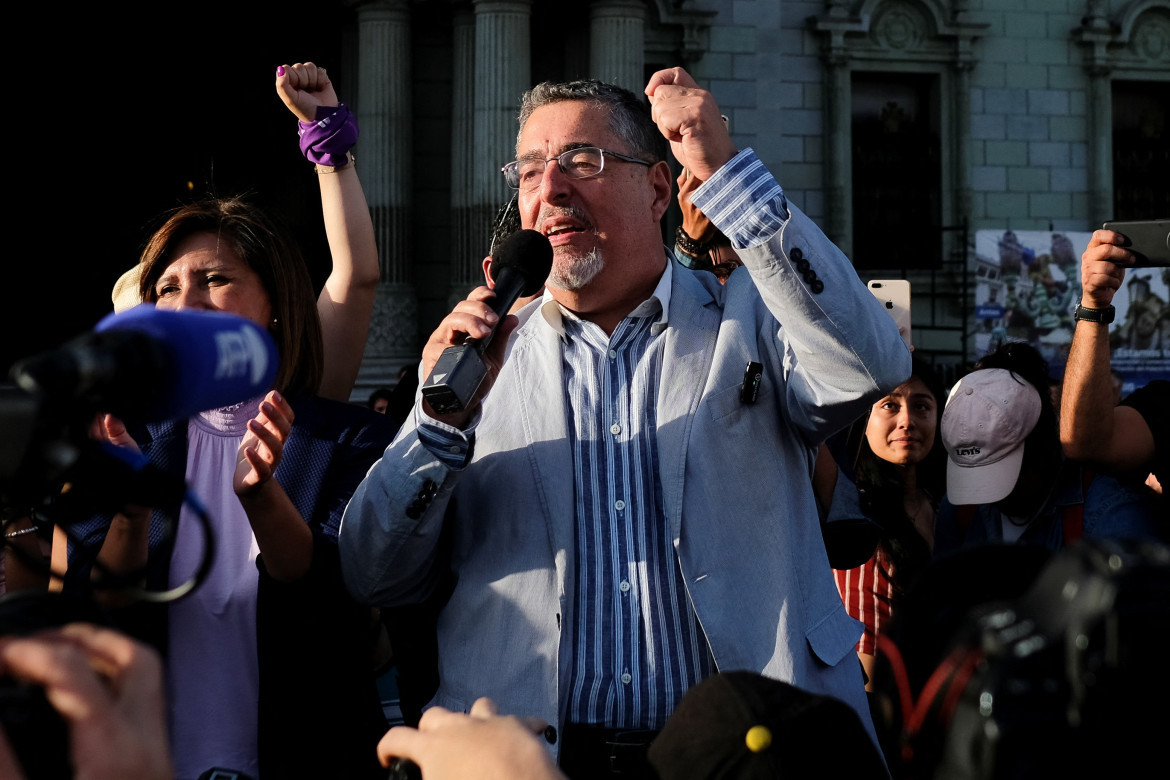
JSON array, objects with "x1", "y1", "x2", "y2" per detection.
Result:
[
  {"x1": 1076, "y1": 0, "x2": 1170, "y2": 224},
  {"x1": 810, "y1": 1, "x2": 987, "y2": 257}
]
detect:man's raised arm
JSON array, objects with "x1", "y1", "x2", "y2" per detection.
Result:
[{"x1": 1061, "y1": 230, "x2": 1155, "y2": 471}]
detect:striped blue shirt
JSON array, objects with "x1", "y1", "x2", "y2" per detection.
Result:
[
  {"x1": 548, "y1": 264, "x2": 715, "y2": 729},
  {"x1": 416, "y1": 147, "x2": 788, "y2": 728}
]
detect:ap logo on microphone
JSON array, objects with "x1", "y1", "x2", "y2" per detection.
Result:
[{"x1": 215, "y1": 327, "x2": 272, "y2": 384}]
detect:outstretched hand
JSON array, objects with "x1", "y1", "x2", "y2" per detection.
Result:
[
  {"x1": 377, "y1": 697, "x2": 563, "y2": 780},
  {"x1": 276, "y1": 61, "x2": 339, "y2": 123},
  {"x1": 645, "y1": 67, "x2": 736, "y2": 181},
  {"x1": 0, "y1": 624, "x2": 172, "y2": 780},
  {"x1": 234, "y1": 390, "x2": 294, "y2": 498}
]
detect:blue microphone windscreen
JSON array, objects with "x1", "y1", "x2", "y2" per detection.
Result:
[{"x1": 95, "y1": 305, "x2": 278, "y2": 421}]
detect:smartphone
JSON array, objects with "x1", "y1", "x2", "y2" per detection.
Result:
[
  {"x1": 868, "y1": 279, "x2": 912, "y2": 348},
  {"x1": 1102, "y1": 219, "x2": 1170, "y2": 267}
]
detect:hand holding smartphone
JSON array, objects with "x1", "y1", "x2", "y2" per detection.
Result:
[
  {"x1": 868, "y1": 279, "x2": 912, "y2": 348},
  {"x1": 1102, "y1": 219, "x2": 1170, "y2": 267}
]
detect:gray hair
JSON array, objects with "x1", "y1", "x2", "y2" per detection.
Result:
[{"x1": 517, "y1": 79, "x2": 666, "y2": 162}]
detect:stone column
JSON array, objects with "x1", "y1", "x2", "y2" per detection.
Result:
[
  {"x1": 355, "y1": 0, "x2": 417, "y2": 400},
  {"x1": 1076, "y1": 4, "x2": 1115, "y2": 225},
  {"x1": 811, "y1": 1, "x2": 862, "y2": 257},
  {"x1": 951, "y1": 62, "x2": 974, "y2": 226},
  {"x1": 589, "y1": 0, "x2": 645, "y2": 93},
  {"x1": 449, "y1": 6, "x2": 479, "y2": 306},
  {"x1": 1084, "y1": 67, "x2": 1114, "y2": 224},
  {"x1": 469, "y1": 0, "x2": 531, "y2": 300}
]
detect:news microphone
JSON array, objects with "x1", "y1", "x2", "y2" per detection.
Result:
[
  {"x1": 421, "y1": 229, "x2": 552, "y2": 415},
  {"x1": 11, "y1": 304, "x2": 278, "y2": 423}
]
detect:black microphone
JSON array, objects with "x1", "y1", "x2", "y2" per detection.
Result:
[{"x1": 421, "y1": 229, "x2": 552, "y2": 415}]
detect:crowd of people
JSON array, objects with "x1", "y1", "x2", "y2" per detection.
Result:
[{"x1": 1, "y1": 61, "x2": 1166, "y2": 780}]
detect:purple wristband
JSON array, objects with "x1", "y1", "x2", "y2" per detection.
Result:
[{"x1": 298, "y1": 103, "x2": 359, "y2": 167}]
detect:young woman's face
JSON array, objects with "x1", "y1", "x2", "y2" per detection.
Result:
[
  {"x1": 865, "y1": 376, "x2": 939, "y2": 466},
  {"x1": 152, "y1": 232, "x2": 272, "y2": 328}
]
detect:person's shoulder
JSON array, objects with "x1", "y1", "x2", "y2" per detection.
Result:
[
  {"x1": 1081, "y1": 470, "x2": 1165, "y2": 541},
  {"x1": 143, "y1": 418, "x2": 184, "y2": 443},
  {"x1": 1121, "y1": 379, "x2": 1170, "y2": 405},
  {"x1": 511, "y1": 297, "x2": 546, "y2": 336},
  {"x1": 140, "y1": 419, "x2": 187, "y2": 470},
  {"x1": 1119, "y1": 379, "x2": 1170, "y2": 432},
  {"x1": 671, "y1": 259, "x2": 725, "y2": 306}
]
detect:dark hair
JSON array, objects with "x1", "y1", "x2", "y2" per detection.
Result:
[
  {"x1": 518, "y1": 79, "x2": 667, "y2": 163},
  {"x1": 137, "y1": 196, "x2": 324, "y2": 397},
  {"x1": 852, "y1": 354, "x2": 947, "y2": 591},
  {"x1": 367, "y1": 386, "x2": 393, "y2": 408}
]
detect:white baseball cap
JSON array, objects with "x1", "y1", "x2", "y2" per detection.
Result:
[
  {"x1": 941, "y1": 368, "x2": 1042, "y2": 505},
  {"x1": 112, "y1": 263, "x2": 144, "y2": 314}
]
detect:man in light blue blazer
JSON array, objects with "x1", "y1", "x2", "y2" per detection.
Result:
[{"x1": 340, "y1": 67, "x2": 910, "y2": 774}]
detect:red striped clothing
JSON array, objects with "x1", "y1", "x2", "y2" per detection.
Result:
[{"x1": 835, "y1": 549, "x2": 896, "y2": 655}]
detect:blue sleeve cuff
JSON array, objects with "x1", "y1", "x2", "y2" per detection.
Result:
[
  {"x1": 415, "y1": 400, "x2": 479, "y2": 470},
  {"x1": 689, "y1": 148, "x2": 790, "y2": 248}
]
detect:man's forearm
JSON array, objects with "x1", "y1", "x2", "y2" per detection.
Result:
[
  {"x1": 1061, "y1": 318, "x2": 1116, "y2": 460},
  {"x1": 339, "y1": 430, "x2": 453, "y2": 606}
]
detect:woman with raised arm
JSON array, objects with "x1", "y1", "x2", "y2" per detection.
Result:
[
  {"x1": 107, "y1": 61, "x2": 379, "y2": 401},
  {"x1": 58, "y1": 62, "x2": 394, "y2": 780}
]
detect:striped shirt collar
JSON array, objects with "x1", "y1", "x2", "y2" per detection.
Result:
[{"x1": 539, "y1": 251, "x2": 673, "y2": 338}]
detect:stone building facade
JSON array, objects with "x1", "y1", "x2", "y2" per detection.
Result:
[{"x1": 342, "y1": 0, "x2": 1168, "y2": 397}]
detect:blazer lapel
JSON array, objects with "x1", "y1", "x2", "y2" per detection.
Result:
[
  {"x1": 657, "y1": 272, "x2": 720, "y2": 540},
  {"x1": 512, "y1": 318, "x2": 576, "y2": 587}
]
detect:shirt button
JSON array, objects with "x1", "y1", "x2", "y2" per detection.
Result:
[
  {"x1": 608, "y1": 349, "x2": 617, "y2": 359},
  {"x1": 619, "y1": 580, "x2": 631, "y2": 593},
  {"x1": 610, "y1": 423, "x2": 621, "y2": 435},
  {"x1": 615, "y1": 500, "x2": 626, "y2": 511},
  {"x1": 621, "y1": 672, "x2": 632, "y2": 685},
  {"x1": 448, "y1": 445, "x2": 462, "y2": 454}
]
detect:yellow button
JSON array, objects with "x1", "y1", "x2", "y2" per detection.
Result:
[{"x1": 745, "y1": 725, "x2": 772, "y2": 753}]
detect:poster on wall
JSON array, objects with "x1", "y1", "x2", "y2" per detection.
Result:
[{"x1": 971, "y1": 229, "x2": 1170, "y2": 396}]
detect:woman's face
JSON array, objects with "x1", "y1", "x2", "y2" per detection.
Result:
[
  {"x1": 152, "y1": 232, "x2": 272, "y2": 328},
  {"x1": 865, "y1": 376, "x2": 939, "y2": 466}
]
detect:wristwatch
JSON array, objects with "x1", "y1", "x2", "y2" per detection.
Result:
[{"x1": 1073, "y1": 301, "x2": 1115, "y2": 324}]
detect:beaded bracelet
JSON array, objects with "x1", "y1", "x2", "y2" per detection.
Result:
[{"x1": 675, "y1": 224, "x2": 709, "y2": 258}]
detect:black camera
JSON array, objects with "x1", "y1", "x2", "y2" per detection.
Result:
[{"x1": 874, "y1": 539, "x2": 1170, "y2": 779}]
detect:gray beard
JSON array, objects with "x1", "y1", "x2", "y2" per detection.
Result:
[{"x1": 547, "y1": 247, "x2": 605, "y2": 291}]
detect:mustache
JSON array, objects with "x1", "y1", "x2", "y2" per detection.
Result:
[{"x1": 536, "y1": 205, "x2": 594, "y2": 233}]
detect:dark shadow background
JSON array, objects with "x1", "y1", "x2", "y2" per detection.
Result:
[{"x1": 6, "y1": 3, "x2": 351, "y2": 376}]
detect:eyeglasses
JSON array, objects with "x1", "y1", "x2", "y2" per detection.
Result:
[{"x1": 501, "y1": 146, "x2": 653, "y2": 191}]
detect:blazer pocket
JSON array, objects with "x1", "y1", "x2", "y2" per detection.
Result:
[
  {"x1": 805, "y1": 605, "x2": 865, "y2": 667},
  {"x1": 706, "y1": 382, "x2": 748, "y2": 422}
]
